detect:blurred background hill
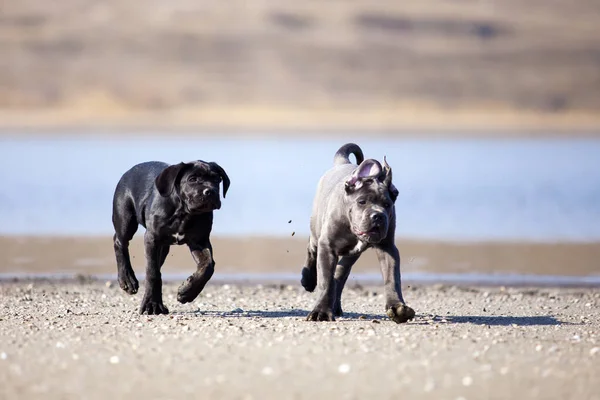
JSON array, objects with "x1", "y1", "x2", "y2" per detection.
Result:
[{"x1": 1, "y1": 0, "x2": 599, "y2": 132}]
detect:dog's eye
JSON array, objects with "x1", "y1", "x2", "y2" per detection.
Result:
[
  {"x1": 358, "y1": 199, "x2": 367, "y2": 205},
  {"x1": 383, "y1": 202, "x2": 391, "y2": 209},
  {"x1": 188, "y1": 176, "x2": 197, "y2": 183}
]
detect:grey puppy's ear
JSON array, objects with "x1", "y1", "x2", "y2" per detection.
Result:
[
  {"x1": 380, "y1": 156, "x2": 399, "y2": 202},
  {"x1": 345, "y1": 159, "x2": 382, "y2": 191},
  {"x1": 208, "y1": 162, "x2": 230, "y2": 198},
  {"x1": 155, "y1": 162, "x2": 188, "y2": 197}
]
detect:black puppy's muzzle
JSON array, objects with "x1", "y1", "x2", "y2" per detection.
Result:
[
  {"x1": 186, "y1": 188, "x2": 221, "y2": 213},
  {"x1": 202, "y1": 188, "x2": 221, "y2": 210}
]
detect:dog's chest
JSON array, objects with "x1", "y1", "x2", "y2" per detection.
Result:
[
  {"x1": 172, "y1": 232, "x2": 186, "y2": 245},
  {"x1": 341, "y1": 240, "x2": 370, "y2": 256},
  {"x1": 166, "y1": 214, "x2": 191, "y2": 245}
]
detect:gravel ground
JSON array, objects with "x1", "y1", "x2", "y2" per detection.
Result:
[{"x1": 1, "y1": 280, "x2": 599, "y2": 400}]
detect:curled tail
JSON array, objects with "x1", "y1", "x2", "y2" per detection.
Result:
[{"x1": 333, "y1": 143, "x2": 364, "y2": 166}]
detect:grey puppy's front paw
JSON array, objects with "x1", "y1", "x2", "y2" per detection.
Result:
[{"x1": 386, "y1": 303, "x2": 415, "y2": 324}]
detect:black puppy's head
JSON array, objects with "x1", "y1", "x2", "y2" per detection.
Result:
[
  {"x1": 344, "y1": 157, "x2": 399, "y2": 244},
  {"x1": 155, "y1": 161, "x2": 230, "y2": 213}
]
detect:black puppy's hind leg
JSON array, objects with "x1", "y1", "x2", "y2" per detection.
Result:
[
  {"x1": 139, "y1": 236, "x2": 169, "y2": 315},
  {"x1": 112, "y1": 201, "x2": 139, "y2": 294},
  {"x1": 301, "y1": 237, "x2": 318, "y2": 292}
]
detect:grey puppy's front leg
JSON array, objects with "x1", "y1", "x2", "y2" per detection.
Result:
[
  {"x1": 306, "y1": 240, "x2": 338, "y2": 321},
  {"x1": 177, "y1": 243, "x2": 215, "y2": 304},
  {"x1": 375, "y1": 244, "x2": 415, "y2": 323},
  {"x1": 333, "y1": 255, "x2": 360, "y2": 316},
  {"x1": 139, "y1": 233, "x2": 169, "y2": 315}
]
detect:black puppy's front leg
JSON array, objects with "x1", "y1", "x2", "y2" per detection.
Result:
[
  {"x1": 139, "y1": 233, "x2": 169, "y2": 315},
  {"x1": 374, "y1": 243, "x2": 415, "y2": 323},
  {"x1": 177, "y1": 241, "x2": 215, "y2": 304},
  {"x1": 306, "y1": 240, "x2": 337, "y2": 321}
]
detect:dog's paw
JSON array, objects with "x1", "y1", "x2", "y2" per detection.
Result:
[
  {"x1": 139, "y1": 298, "x2": 169, "y2": 315},
  {"x1": 118, "y1": 269, "x2": 139, "y2": 295},
  {"x1": 177, "y1": 284, "x2": 200, "y2": 304},
  {"x1": 306, "y1": 308, "x2": 334, "y2": 322},
  {"x1": 386, "y1": 303, "x2": 415, "y2": 324},
  {"x1": 301, "y1": 267, "x2": 317, "y2": 292},
  {"x1": 177, "y1": 278, "x2": 204, "y2": 304},
  {"x1": 177, "y1": 269, "x2": 214, "y2": 304}
]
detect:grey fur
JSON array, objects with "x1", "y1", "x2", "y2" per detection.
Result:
[{"x1": 301, "y1": 143, "x2": 415, "y2": 323}]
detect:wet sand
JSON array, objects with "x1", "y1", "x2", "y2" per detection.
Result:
[
  {"x1": 1, "y1": 236, "x2": 599, "y2": 278},
  {"x1": 0, "y1": 280, "x2": 598, "y2": 399}
]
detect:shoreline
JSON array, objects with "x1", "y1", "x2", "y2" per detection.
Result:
[
  {"x1": 2, "y1": 271, "x2": 599, "y2": 288},
  {"x1": 2, "y1": 235, "x2": 599, "y2": 278}
]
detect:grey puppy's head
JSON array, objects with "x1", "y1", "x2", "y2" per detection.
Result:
[
  {"x1": 344, "y1": 157, "x2": 399, "y2": 244},
  {"x1": 155, "y1": 161, "x2": 230, "y2": 213}
]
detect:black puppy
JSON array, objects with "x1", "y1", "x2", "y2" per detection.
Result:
[{"x1": 112, "y1": 160, "x2": 230, "y2": 315}]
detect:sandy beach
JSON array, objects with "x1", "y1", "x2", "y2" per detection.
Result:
[{"x1": 0, "y1": 280, "x2": 598, "y2": 399}]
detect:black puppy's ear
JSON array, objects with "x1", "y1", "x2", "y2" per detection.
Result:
[
  {"x1": 208, "y1": 162, "x2": 230, "y2": 198},
  {"x1": 155, "y1": 162, "x2": 188, "y2": 197},
  {"x1": 345, "y1": 159, "x2": 382, "y2": 192}
]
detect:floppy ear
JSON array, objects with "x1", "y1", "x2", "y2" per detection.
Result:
[
  {"x1": 155, "y1": 163, "x2": 188, "y2": 197},
  {"x1": 345, "y1": 159, "x2": 382, "y2": 192},
  {"x1": 208, "y1": 162, "x2": 230, "y2": 198}
]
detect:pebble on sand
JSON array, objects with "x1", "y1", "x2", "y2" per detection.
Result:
[
  {"x1": 462, "y1": 376, "x2": 473, "y2": 386},
  {"x1": 0, "y1": 352, "x2": 7, "y2": 360},
  {"x1": 109, "y1": 356, "x2": 120, "y2": 364},
  {"x1": 423, "y1": 379, "x2": 435, "y2": 392},
  {"x1": 590, "y1": 347, "x2": 600, "y2": 356},
  {"x1": 261, "y1": 366, "x2": 274, "y2": 376},
  {"x1": 338, "y1": 364, "x2": 351, "y2": 374}
]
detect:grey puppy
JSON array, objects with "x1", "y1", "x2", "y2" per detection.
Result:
[
  {"x1": 112, "y1": 160, "x2": 229, "y2": 315},
  {"x1": 301, "y1": 143, "x2": 415, "y2": 323}
]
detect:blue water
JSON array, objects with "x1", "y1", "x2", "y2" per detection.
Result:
[{"x1": 1, "y1": 135, "x2": 600, "y2": 242}]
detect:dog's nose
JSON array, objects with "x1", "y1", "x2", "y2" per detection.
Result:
[
  {"x1": 371, "y1": 213, "x2": 385, "y2": 224},
  {"x1": 203, "y1": 188, "x2": 215, "y2": 197}
]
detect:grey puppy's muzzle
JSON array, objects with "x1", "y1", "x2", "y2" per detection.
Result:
[{"x1": 354, "y1": 211, "x2": 389, "y2": 243}]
